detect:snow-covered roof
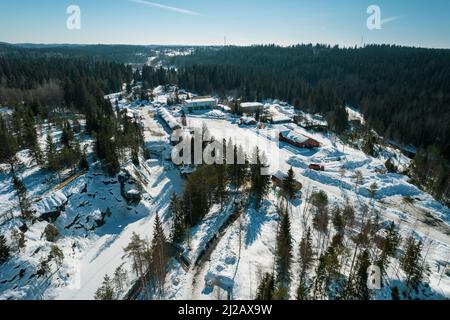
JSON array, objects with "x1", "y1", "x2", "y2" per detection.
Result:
[
  {"x1": 272, "y1": 115, "x2": 292, "y2": 123},
  {"x1": 218, "y1": 104, "x2": 231, "y2": 111},
  {"x1": 280, "y1": 130, "x2": 313, "y2": 144},
  {"x1": 185, "y1": 97, "x2": 216, "y2": 104},
  {"x1": 240, "y1": 102, "x2": 264, "y2": 109},
  {"x1": 158, "y1": 107, "x2": 181, "y2": 130}
]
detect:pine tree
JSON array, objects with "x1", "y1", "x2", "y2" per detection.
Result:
[
  {"x1": 49, "y1": 245, "x2": 64, "y2": 268},
  {"x1": 46, "y1": 133, "x2": 60, "y2": 173},
  {"x1": 376, "y1": 221, "x2": 401, "y2": 285},
  {"x1": 400, "y1": 236, "x2": 425, "y2": 295},
  {"x1": 250, "y1": 147, "x2": 270, "y2": 209},
  {"x1": 313, "y1": 244, "x2": 341, "y2": 299},
  {"x1": 95, "y1": 274, "x2": 116, "y2": 300},
  {"x1": 255, "y1": 272, "x2": 275, "y2": 300},
  {"x1": 281, "y1": 167, "x2": 297, "y2": 200},
  {"x1": 79, "y1": 151, "x2": 89, "y2": 171},
  {"x1": 10, "y1": 229, "x2": 26, "y2": 252},
  {"x1": 228, "y1": 144, "x2": 248, "y2": 189},
  {"x1": 20, "y1": 107, "x2": 43, "y2": 165},
  {"x1": 123, "y1": 233, "x2": 147, "y2": 279},
  {"x1": 61, "y1": 121, "x2": 74, "y2": 147},
  {"x1": 0, "y1": 235, "x2": 10, "y2": 264},
  {"x1": 297, "y1": 228, "x2": 314, "y2": 300},
  {"x1": 311, "y1": 190, "x2": 329, "y2": 254},
  {"x1": 113, "y1": 265, "x2": 129, "y2": 297},
  {"x1": 13, "y1": 174, "x2": 32, "y2": 220},
  {"x1": 362, "y1": 133, "x2": 376, "y2": 156},
  {"x1": 0, "y1": 115, "x2": 18, "y2": 165},
  {"x1": 298, "y1": 228, "x2": 314, "y2": 283},
  {"x1": 296, "y1": 279, "x2": 309, "y2": 300},
  {"x1": 150, "y1": 214, "x2": 169, "y2": 295},
  {"x1": 170, "y1": 193, "x2": 185, "y2": 243},
  {"x1": 352, "y1": 170, "x2": 364, "y2": 193},
  {"x1": 215, "y1": 164, "x2": 228, "y2": 209},
  {"x1": 275, "y1": 209, "x2": 293, "y2": 295},
  {"x1": 352, "y1": 249, "x2": 371, "y2": 300}
]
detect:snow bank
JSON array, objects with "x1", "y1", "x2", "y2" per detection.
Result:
[{"x1": 33, "y1": 191, "x2": 67, "y2": 213}]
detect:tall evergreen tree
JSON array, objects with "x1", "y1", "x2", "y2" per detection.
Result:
[
  {"x1": 250, "y1": 147, "x2": 270, "y2": 209},
  {"x1": 298, "y1": 228, "x2": 315, "y2": 283},
  {"x1": 255, "y1": 272, "x2": 275, "y2": 300},
  {"x1": 376, "y1": 221, "x2": 401, "y2": 285},
  {"x1": 351, "y1": 249, "x2": 371, "y2": 300},
  {"x1": 275, "y1": 209, "x2": 293, "y2": 296},
  {"x1": 46, "y1": 132, "x2": 59, "y2": 172},
  {"x1": 400, "y1": 236, "x2": 426, "y2": 295},
  {"x1": 150, "y1": 214, "x2": 169, "y2": 295},
  {"x1": 170, "y1": 193, "x2": 185, "y2": 243},
  {"x1": 94, "y1": 274, "x2": 116, "y2": 300},
  {"x1": 311, "y1": 190, "x2": 329, "y2": 254},
  {"x1": 281, "y1": 167, "x2": 297, "y2": 200},
  {"x1": 0, "y1": 116, "x2": 18, "y2": 165},
  {"x1": 0, "y1": 235, "x2": 10, "y2": 265},
  {"x1": 297, "y1": 228, "x2": 315, "y2": 300},
  {"x1": 12, "y1": 174, "x2": 32, "y2": 220},
  {"x1": 313, "y1": 243, "x2": 341, "y2": 299}
]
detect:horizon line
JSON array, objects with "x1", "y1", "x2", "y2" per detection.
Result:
[{"x1": 2, "y1": 41, "x2": 450, "y2": 50}]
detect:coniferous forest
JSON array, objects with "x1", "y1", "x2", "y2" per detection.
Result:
[
  {"x1": 165, "y1": 45, "x2": 450, "y2": 162},
  {"x1": 0, "y1": 43, "x2": 449, "y2": 302}
]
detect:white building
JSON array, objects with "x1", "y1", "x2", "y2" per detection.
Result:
[
  {"x1": 158, "y1": 107, "x2": 181, "y2": 131},
  {"x1": 239, "y1": 102, "x2": 264, "y2": 113},
  {"x1": 183, "y1": 97, "x2": 218, "y2": 112}
]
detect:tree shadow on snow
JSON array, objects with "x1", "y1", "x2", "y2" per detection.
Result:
[{"x1": 245, "y1": 198, "x2": 277, "y2": 247}]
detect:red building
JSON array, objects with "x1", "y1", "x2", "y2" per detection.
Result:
[{"x1": 279, "y1": 130, "x2": 320, "y2": 149}]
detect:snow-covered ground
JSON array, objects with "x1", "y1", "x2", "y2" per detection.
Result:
[
  {"x1": 1, "y1": 90, "x2": 449, "y2": 300},
  {"x1": 159, "y1": 110, "x2": 450, "y2": 300}
]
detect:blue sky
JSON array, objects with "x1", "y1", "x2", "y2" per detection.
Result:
[{"x1": 0, "y1": 0, "x2": 449, "y2": 48}]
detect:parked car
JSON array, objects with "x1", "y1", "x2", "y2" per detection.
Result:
[{"x1": 309, "y1": 164, "x2": 325, "y2": 171}]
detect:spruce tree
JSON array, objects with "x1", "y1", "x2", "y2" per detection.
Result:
[
  {"x1": 275, "y1": 209, "x2": 293, "y2": 295},
  {"x1": 12, "y1": 174, "x2": 32, "y2": 220},
  {"x1": 46, "y1": 133, "x2": 60, "y2": 172},
  {"x1": 170, "y1": 193, "x2": 185, "y2": 243},
  {"x1": 311, "y1": 190, "x2": 329, "y2": 253},
  {"x1": 113, "y1": 265, "x2": 128, "y2": 297},
  {"x1": 250, "y1": 147, "x2": 270, "y2": 209},
  {"x1": 215, "y1": 164, "x2": 228, "y2": 209},
  {"x1": 79, "y1": 152, "x2": 89, "y2": 171},
  {"x1": 94, "y1": 274, "x2": 116, "y2": 300},
  {"x1": 313, "y1": 243, "x2": 341, "y2": 299},
  {"x1": 0, "y1": 235, "x2": 10, "y2": 264},
  {"x1": 123, "y1": 233, "x2": 147, "y2": 279},
  {"x1": 376, "y1": 221, "x2": 401, "y2": 285},
  {"x1": 0, "y1": 116, "x2": 18, "y2": 165},
  {"x1": 352, "y1": 249, "x2": 371, "y2": 300},
  {"x1": 298, "y1": 228, "x2": 314, "y2": 283},
  {"x1": 281, "y1": 167, "x2": 297, "y2": 200},
  {"x1": 297, "y1": 228, "x2": 314, "y2": 300},
  {"x1": 400, "y1": 236, "x2": 425, "y2": 295},
  {"x1": 150, "y1": 214, "x2": 169, "y2": 294},
  {"x1": 255, "y1": 272, "x2": 275, "y2": 300}
]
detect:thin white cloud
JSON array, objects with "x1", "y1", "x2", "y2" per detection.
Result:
[
  {"x1": 381, "y1": 15, "x2": 406, "y2": 25},
  {"x1": 128, "y1": 0, "x2": 201, "y2": 16}
]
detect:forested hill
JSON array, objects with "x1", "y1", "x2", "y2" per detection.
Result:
[
  {"x1": 168, "y1": 44, "x2": 450, "y2": 161},
  {"x1": 0, "y1": 43, "x2": 154, "y2": 64}
]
